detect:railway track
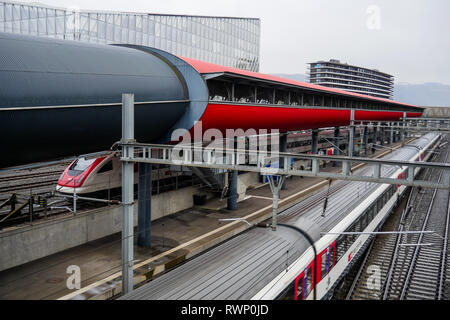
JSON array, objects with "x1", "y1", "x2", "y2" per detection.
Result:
[
  {"x1": 0, "y1": 180, "x2": 58, "y2": 193},
  {"x1": 346, "y1": 138, "x2": 449, "y2": 300},
  {"x1": 0, "y1": 170, "x2": 62, "y2": 183}
]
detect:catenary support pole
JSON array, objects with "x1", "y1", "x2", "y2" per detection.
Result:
[
  {"x1": 121, "y1": 93, "x2": 135, "y2": 295},
  {"x1": 138, "y1": 163, "x2": 152, "y2": 247},
  {"x1": 388, "y1": 123, "x2": 393, "y2": 145},
  {"x1": 343, "y1": 109, "x2": 354, "y2": 175},
  {"x1": 311, "y1": 129, "x2": 318, "y2": 169},
  {"x1": 372, "y1": 126, "x2": 378, "y2": 154},
  {"x1": 269, "y1": 175, "x2": 285, "y2": 231},
  {"x1": 363, "y1": 126, "x2": 368, "y2": 156},
  {"x1": 333, "y1": 127, "x2": 340, "y2": 167},
  {"x1": 280, "y1": 133, "x2": 288, "y2": 190}
]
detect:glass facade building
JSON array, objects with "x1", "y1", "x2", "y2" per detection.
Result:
[{"x1": 0, "y1": 1, "x2": 260, "y2": 71}]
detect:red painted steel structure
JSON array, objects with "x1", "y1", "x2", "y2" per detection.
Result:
[{"x1": 180, "y1": 57, "x2": 422, "y2": 134}]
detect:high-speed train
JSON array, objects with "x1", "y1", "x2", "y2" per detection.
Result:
[
  {"x1": 55, "y1": 126, "x2": 378, "y2": 194},
  {"x1": 120, "y1": 133, "x2": 441, "y2": 300},
  {"x1": 56, "y1": 152, "x2": 183, "y2": 194}
]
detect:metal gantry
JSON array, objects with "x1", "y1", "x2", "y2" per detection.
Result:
[
  {"x1": 120, "y1": 142, "x2": 450, "y2": 190},
  {"x1": 118, "y1": 95, "x2": 450, "y2": 294}
]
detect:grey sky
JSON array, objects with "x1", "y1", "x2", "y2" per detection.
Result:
[{"x1": 19, "y1": 0, "x2": 450, "y2": 84}]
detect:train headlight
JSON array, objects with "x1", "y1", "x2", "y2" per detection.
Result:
[{"x1": 76, "y1": 175, "x2": 85, "y2": 185}]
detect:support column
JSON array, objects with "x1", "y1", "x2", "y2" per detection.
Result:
[
  {"x1": 381, "y1": 125, "x2": 385, "y2": 146},
  {"x1": 372, "y1": 126, "x2": 378, "y2": 154},
  {"x1": 311, "y1": 129, "x2": 319, "y2": 154},
  {"x1": 348, "y1": 110, "x2": 355, "y2": 157},
  {"x1": 280, "y1": 133, "x2": 287, "y2": 190},
  {"x1": 121, "y1": 93, "x2": 135, "y2": 295},
  {"x1": 268, "y1": 175, "x2": 285, "y2": 231},
  {"x1": 402, "y1": 112, "x2": 406, "y2": 146},
  {"x1": 388, "y1": 123, "x2": 393, "y2": 145},
  {"x1": 333, "y1": 127, "x2": 340, "y2": 167},
  {"x1": 138, "y1": 163, "x2": 152, "y2": 248},
  {"x1": 363, "y1": 126, "x2": 368, "y2": 156},
  {"x1": 227, "y1": 138, "x2": 238, "y2": 210},
  {"x1": 227, "y1": 170, "x2": 238, "y2": 210},
  {"x1": 311, "y1": 129, "x2": 319, "y2": 170}
]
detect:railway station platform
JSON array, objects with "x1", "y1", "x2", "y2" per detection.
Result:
[{"x1": 0, "y1": 145, "x2": 406, "y2": 300}]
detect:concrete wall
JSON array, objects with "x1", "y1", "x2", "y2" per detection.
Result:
[
  {"x1": 0, "y1": 186, "x2": 211, "y2": 272},
  {"x1": 237, "y1": 172, "x2": 261, "y2": 200}
]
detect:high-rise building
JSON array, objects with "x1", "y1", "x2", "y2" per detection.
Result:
[
  {"x1": 0, "y1": 1, "x2": 260, "y2": 71},
  {"x1": 308, "y1": 59, "x2": 394, "y2": 100}
]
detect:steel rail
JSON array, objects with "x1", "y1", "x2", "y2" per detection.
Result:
[
  {"x1": 399, "y1": 147, "x2": 449, "y2": 299},
  {"x1": 437, "y1": 191, "x2": 450, "y2": 299},
  {"x1": 345, "y1": 238, "x2": 375, "y2": 300}
]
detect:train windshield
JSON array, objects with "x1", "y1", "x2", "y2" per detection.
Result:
[{"x1": 69, "y1": 157, "x2": 96, "y2": 175}]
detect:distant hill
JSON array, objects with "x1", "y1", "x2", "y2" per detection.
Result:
[
  {"x1": 270, "y1": 74, "x2": 450, "y2": 107},
  {"x1": 270, "y1": 73, "x2": 308, "y2": 83},
  {"x1": 394, "y1": 83, "x2": 450, "y2": 107}
]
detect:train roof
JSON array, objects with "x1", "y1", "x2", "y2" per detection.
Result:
[
  {"x1": 120, "y1": 133, "x2": 438, "y2": 300},
  {"x1": 180, "y1": 56, "x2": 421, "y2": 111}
]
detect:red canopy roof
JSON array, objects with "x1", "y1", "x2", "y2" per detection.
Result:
[{"x1": 180, "y1": 56, "x2": 417, "y2": 109}]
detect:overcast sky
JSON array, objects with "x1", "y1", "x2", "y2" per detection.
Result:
[{"x1": 20, "y1": 0, "x2": 450, "y2": 85}]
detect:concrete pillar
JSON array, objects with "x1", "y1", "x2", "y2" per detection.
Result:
[
  {"x1": 138, "y1": 163, "x2": 152, "y2": 248},
  {"x1": 280, "y1": 133, "x2": 287, "y2": 190},
  {"x1": 381, "y1": 125, "x2": 385, "y2": 146},
  {"x1": 333, "y1": 127, "x2": 340, "y2": 167},
  {"x1": 227, "y1": 170, "x2": 238, "y2": 210},
  {"x1": 372, "y1": 126, "x2": 377, "y2": 153}
]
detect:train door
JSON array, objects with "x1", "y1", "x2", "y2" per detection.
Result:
[
  {"x1": 294, "y1": 262, "x2": 314, "y2": 300},
  {"x1": 318, "y1": 242, "x2": 336, "y2": 282}
]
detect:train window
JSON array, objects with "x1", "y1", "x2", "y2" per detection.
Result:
[
  {"x1": 234, "y1": 83, "x2": 255, "y2": 103},
  {"x1": 256, "y1": 86, "x2": 273, "y2": 104},
  {"x1": 98, "y1": 160, "x2": 113, "y2": 173},
  {"x1": 279, "y1": 282, "x2": 295, "y2": 300},
  {"x1": 321, "y1": 247, "x2": 331, "y2": 280},
  {"x1": 361, "y1": 212, "x2": 368, "y2": 230},
  {"x1": 69, "y1": 157, "x2": 95, "y2": 175},
  {"x1": 305, "y1": 267, "x2": 312, "y2": 297},
  {"x1": 336, "y1": 235, "x2": 345, "y2": 262},
  {"x1": 207, "y1": 79, "x2": 232, "y2": 101},
  {"x1": 294, "y1": 274, "x2": 304, "y2": 300},
  {"x1": 329, "y1": 243, "x2": 335, "y2": 269},
  {"x1": 321, "y1": 252, "x2": 327, "y2": 279}
]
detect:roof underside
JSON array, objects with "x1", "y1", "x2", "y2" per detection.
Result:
[{"x1": 180, "y1": 57, "x2": 422, "y2": 111}]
